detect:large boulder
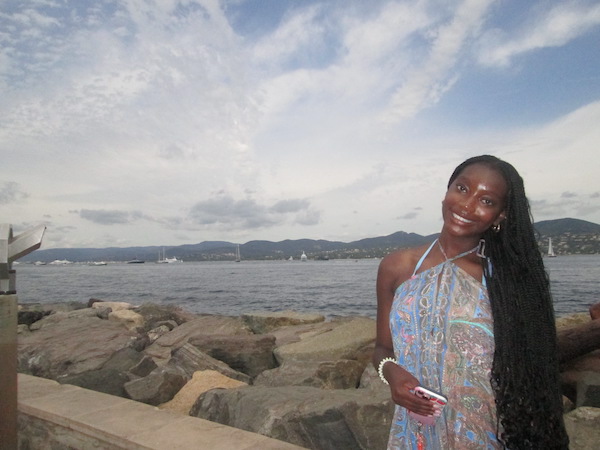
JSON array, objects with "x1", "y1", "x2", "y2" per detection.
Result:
[
  {"x1": 190, "y1": 385, "x2": 393, "y2": 450},
  {"x1": 28, "y1": 308, "x2": 111, "y2": 331},
  {"x1": 188, "y1": 334, "x2": 277, "y2": 378},
  {"x1": 274, "y1": 317, "x2": 376, "y2": 364},
  {"x1": 58, "y1": 368, "x2": 131, "y2": 397},
  {"x1": 166, "y1": 343, "x2": 250, "y2": 384},
  {"x1": 254, "y1": 360, "x2": 366, "y2": 390},
  {"x1": 564, "y1": 407, "x2": 600, "y2": 449},
  {"x1": 18, "y1": 315, "x2": 141, "y2": 379},
  {"x1": 124, "y1": 367, "x2": 187, "y2": 405},
  {"x1": 159, "y1": 370, "x2": 247, "y2": 415},
  {"x1": 242, "y1": 311, "x2": 325, "y2": 334},
  {"x1": 109, "y1": 309, "x2": 145, "y2": 330},
  {"x1": 144, "y1": 315, "x2": 252, "y2": 365},
  {"x1": 124, "y1": 342, "x2": 251, "y2": 405},
  {"x1": 134, "y1": 303, "x2": 197, "y2": 331},
  {"x1": 561, "y1": 350, "x2": 600, "y2": 402}
]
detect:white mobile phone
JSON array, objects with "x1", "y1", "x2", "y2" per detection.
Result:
[{"x1": 407, "y1": 386, "x2": 448, "y2": 425}]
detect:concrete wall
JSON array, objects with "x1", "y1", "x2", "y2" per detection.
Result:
[{"x1": 18, "y1": 374, "x2": 304, "y2": 449}]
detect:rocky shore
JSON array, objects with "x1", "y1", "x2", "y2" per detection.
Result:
[{"x1": 17, "y1": 300, "x2": 600, "y2": 449}]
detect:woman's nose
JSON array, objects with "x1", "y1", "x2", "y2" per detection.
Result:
[{"x1": 462, "y1": 196, "x2": 476, "y2": 212}]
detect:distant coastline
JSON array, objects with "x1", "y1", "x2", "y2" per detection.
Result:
[{"x1": 18, "y1": 217, "x2": 600, "y2": 263}]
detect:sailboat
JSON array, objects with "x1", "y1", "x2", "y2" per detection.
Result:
[
  {"x1": 547, "y1": 238, "x2": 557, "y2": 257},
  {"x1": 157, "y1": 248, "x2": 182, "y2": 263},
  {"x1": 235, "y1": 244, "x2": 241, "y2": 262}
]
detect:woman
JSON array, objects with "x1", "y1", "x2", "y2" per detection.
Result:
[{"x1": 373, "y1": 155, "x2": 568, "y2": 449}]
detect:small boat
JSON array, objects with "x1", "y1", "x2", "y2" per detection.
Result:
[
  {"x1": 89, "y1": 261, "x2": 107, "y2": 266},
  {"x1": 300, "y1": 251, "x2": 308, "y2": 262},
  {"x1": 49, "y1": 259, "x2": 72, "y2": 265},
  {"x1": 127, "y1": 259, "x2": 145, "y2": 264},
  {"x1": 547, "y1": 238, "x2": 557, "y2": 257},
  {"x1": 235, "y1": 244, "x2": 241, "y2": 262}
]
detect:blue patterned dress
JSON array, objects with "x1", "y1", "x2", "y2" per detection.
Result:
[{"x1": 387, "y1": 240, "x2": 500, "y2": 449}]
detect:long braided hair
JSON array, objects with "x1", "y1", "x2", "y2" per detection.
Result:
[{"x1": 448, "y1": 155, "x2": 569, "y2": 449}]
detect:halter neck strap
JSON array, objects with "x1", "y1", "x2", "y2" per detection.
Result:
[{"x1": 412, "y1": 238, "x2": 484, "y2": 277}]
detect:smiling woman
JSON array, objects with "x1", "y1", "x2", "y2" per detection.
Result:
[{"x1": 373, "y1": 155, "x2": 569, "y2": 449}]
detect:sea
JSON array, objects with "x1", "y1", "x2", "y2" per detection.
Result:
[{"x1": 13, "y1": 255, "x2": 599, "y2": 319}]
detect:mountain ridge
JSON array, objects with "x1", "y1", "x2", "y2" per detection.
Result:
[{"x1": 18, "y1": 218, "x2": 600, "y2": 262}]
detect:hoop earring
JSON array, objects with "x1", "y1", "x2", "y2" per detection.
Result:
[{"x1": 491, "y1": 223, "x2": 501, "y2": 233}]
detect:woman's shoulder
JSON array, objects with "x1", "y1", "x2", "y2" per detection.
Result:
[{"x1": 378, "y1": 242, "x2": 433, "y2": 287}]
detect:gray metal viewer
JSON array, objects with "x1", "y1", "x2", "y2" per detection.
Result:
[{"x1": 0, "y1": 224, "x2": 45, "y2": 450}]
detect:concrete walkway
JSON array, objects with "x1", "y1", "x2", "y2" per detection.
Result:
[{"x1": 18, "y1": 374, "x2": 305, "y2": 449}]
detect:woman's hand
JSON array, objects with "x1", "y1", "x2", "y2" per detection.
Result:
[{"x1": 384, "y1": 362, "x2": 436, "y2": 417}]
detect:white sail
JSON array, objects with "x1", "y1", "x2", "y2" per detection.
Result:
[{"x1": 548, "y1": 238, "x2": 556, "y2": 257}]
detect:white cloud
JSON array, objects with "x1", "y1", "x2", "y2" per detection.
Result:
[
  {"x1": 1, "y1": 0, "x2": 599, "y2": 248},
  {"x1": 478, "y1": 1, "x2": 600, "y2": 67}
]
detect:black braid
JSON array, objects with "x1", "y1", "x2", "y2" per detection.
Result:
[{"x1": 448, "y1": 155, "x2": 569, "y2": 449}]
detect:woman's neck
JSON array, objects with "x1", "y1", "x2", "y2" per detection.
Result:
[{"x1": 437, "y1": 233, "x2": 482, "y2": 261}]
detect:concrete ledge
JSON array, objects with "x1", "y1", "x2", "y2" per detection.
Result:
[{"x1": 18, "y1": 374, "x2": 305, "y2": 449}]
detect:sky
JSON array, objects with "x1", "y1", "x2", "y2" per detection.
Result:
[{"x1": 1, "y1": 0, "x2": 600, "y2": 250}]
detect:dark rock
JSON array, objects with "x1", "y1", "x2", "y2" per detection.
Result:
[
  {"x1": 129, "y1": 355, "x2": 158, "y2": 378},
  {"x1": 134, "y1": 303, "x2": 196, "y2": 331},
  {"x1": 255, "y1": 360, "x2": 365, "y2": 390},
  {"x1": 188, "y1": 334, "x2": 277, "y2": 378},
  {"x1": 87, "y1": 298, "x2": 104, "y2": 308},
  {"x1": 167, "y1": 343, "x2": 250, "y2": 384},
  {"x1": 18, "y1": 310, "x2": 50, "y2": 326},
  {"x1": 58, "y1": 368, "x2": 130, "y2": 397},
  {"x1": 144, "y1": 315, "x2": 252, "y2": 364},
  {"x1": 18, "y1": 315, "x2": 140, "y2": 379},
  {"x1": 590, "y1": 302, "x2": 600, "y2": 321},
  {"x1": 576, "y1": 371, "x2": 600, "y2": 408},
  {"x1": 242, "y1": 311, "x2": 325, "y2": 334},
  {"x1": 123, "y1": 367, "x2": 187, "y2": 406},
  {"x1": 101, "y1": 347, "x2": 145, "y2": 372},
  {"x1": 190, "y1": 385, "x2": 393, "y2": 450}
]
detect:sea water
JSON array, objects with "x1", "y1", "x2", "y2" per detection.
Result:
[{"x1": 14, "y1": 255, "x2": 599, "y2": 318}]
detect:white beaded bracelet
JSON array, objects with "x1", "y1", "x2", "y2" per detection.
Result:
[{"x1": 377, "y1": 357, "x2": 396, "y2": 385}]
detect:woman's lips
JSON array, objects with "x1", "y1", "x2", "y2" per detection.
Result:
[{"x1": 452, "y1": 212, "x2": 473, "y2": 224}]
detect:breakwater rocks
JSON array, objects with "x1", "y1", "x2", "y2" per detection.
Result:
[{"x1": 17, "y1": 300, "x2": 600, "y2": 449}]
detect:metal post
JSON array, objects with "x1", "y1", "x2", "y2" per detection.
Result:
[{"x1": 0, "y1": 224, "x2": 45, "y2": 450}]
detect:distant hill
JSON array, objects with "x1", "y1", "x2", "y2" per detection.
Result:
[
  {"x1": 18, "y1": 218, "x2": 600, "y2": 263},
  {"x1": 534, "y1": 218, "x2": 600, "y2": 235}
]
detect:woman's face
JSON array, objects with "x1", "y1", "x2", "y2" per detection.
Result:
[{"x1": 442, "y1": 163, "x2": 508, "y2": 238}]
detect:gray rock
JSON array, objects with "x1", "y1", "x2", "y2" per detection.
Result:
[
  {"x1": 29, "y1": 308, "x2": 111, "y2": 331},
  {"x1": 242, "y1": 311, "x2": 325, "y2": 334},
  {"x1": 123, "y1": 367, "x2": 187, "y2": 406},
  {"x1": 274, "y1": 316, "x2": 375, "y2": 364},
  {"x1": 167, "y1": 343, "x2": 250, "y2": 384},
  {"x1": 576, "y1": 371, "x2": 600, "y2": 408},
  {"x1": 58, "y1": 368, "x2": 130, "y2": 397},
  {"x1": 255, "y1": 360, "x2": 365, "y2": 390},
  {"x1": 144, "y1": 315, "x2": 252, "y2": 364},
  {"x1": 18, "y1": 315, "x2": 140, "y2": 379},
  {"x1": 101, "y1": 347, "x2": 145, "y2": 372},
  {"x1": 134, "y1": 303, "x2": 196, "y2": 331},
  {"x1": 188, "y1": 334, "x2": 277, "y2": 378},
  {"x1": 129, "y1": 355, "x2": 158, "y2": 378},
  {"x1": 190, "y1": 385, "x2": 393, "y2": 450},
  {"x1": 147, "y1": 325, "x2": 172, "y2": 343},
  {"x1": 564, "y1": 407, "x2": 600, "y2": 449},
  {"x1": 18, "y1": 310, "x2": 50, "y2": 326}
]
